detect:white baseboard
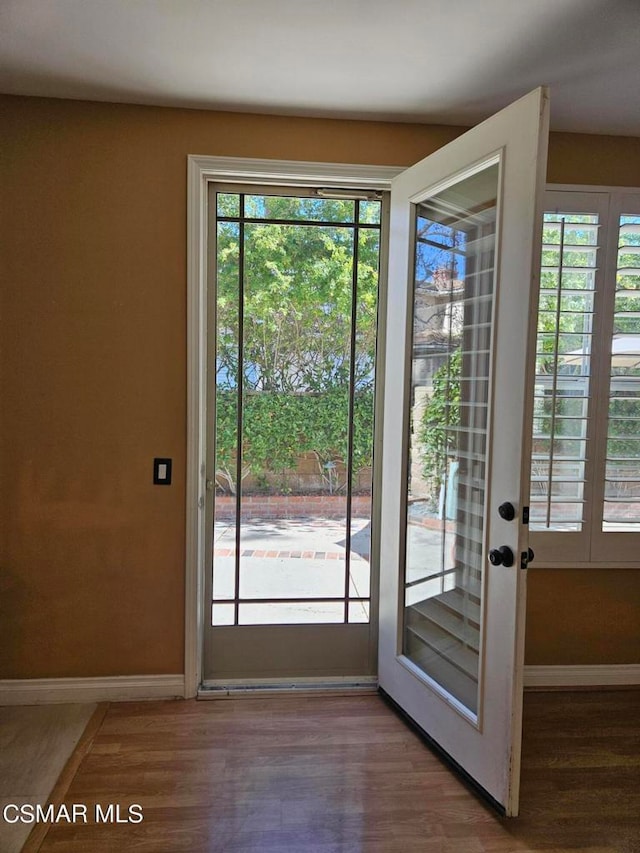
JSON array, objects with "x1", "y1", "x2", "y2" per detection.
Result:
[
  {"x1": 0, "y1": 674, "x2": 185, "y2": 705},
  {"x1": 524, "y1": 664, "x2": 640, "y2": 689},
  {"x1": 2, "y1": 668, "x2": 636, "y2": 703}
]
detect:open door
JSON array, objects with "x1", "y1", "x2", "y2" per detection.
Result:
[{"x1": 378, "y1": 88, "x2": 549, "y2": 816}]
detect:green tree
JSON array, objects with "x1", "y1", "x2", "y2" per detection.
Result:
[{"x1": 214, "y1": 194, "x2": 379, "y2": 493}]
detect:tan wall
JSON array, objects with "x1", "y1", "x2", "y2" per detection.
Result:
[
  {"x1": 525, "y1": 570, "x2": 640, "y2": 665},
  {"x1": 1, "y1": 94, "x2": 639, "y2": 678}
]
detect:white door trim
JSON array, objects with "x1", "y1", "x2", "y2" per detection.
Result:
[{"x1": 185, "y1": 156, "x2": 403, "y2": 698}]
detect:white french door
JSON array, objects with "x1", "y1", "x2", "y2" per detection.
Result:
[{"x1": 378, "y1": 88, "x2": 550, "y2": 816}]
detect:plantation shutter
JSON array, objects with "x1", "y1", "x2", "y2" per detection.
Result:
[
  {"x1": 530, "y1": 188, "x2": 640, "y2": 566},
  {"x1": 592, "y1": 192, "x2": 640, "y2": 561}
]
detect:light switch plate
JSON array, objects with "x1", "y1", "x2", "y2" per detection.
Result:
[{"x1": 153, "y1": 457, "x2": 172, "y2": 485}]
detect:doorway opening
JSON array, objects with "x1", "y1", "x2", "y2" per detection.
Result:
[{"x1": 202, "y1": 184, "x2": 388, "y2": 683}]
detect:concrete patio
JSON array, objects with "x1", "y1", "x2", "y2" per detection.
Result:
[{"x1": 212, "y1": 513, "x2": 454, "y2": 624}]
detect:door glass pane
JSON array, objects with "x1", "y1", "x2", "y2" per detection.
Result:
[
  {"x1": 403, "y1": 162, "x2": 499, "y2": 716},
  {"x1": 212, "y1": 192, "x2": 380, "y2": 627},
  {"x1": 244, "y1": 194, "x2": 355, "y2": 222},
  {"x1": 237, "y1": 219, "x2": 352, "y2": 624},
  {"x1": 348, "y1": 225, "x2": 380, "y2": 613},
  {"x1": 239, "y1": 602, "x2": 346, "y2": 625},
  {"x1": 213, "y1": 220, "x2": 240, "y2": 614}
]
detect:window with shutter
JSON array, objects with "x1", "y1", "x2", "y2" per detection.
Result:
[{"x1": 529, "y1": 188, "x2": 640, "y2": 567}]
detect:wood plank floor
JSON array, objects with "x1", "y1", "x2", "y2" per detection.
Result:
[{"x1": 34, "y1": 690, "x2": 639, "y2": 852}]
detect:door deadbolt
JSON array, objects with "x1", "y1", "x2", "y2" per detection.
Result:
[
  {"x1": 520, "y1": 547, "x2": 535, "y2": 569},
  {"x1": 498, "y1": 501, "x2": 516, "y2": 521}
]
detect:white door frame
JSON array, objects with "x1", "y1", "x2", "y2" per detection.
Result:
[{"x1": 185, "y1": 156, "x2": 403, "y2": 698}]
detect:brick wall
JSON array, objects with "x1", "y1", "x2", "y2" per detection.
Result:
[{"x1": 215, "y1": 495, "x2": 372, "y2": 519}]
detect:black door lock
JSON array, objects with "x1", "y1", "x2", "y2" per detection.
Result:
[
  {"x1": 520, "y1": 547, "x2": 535, "y2": 569},
  {"x1": 498, "y1": 501, "x2": 516, "y2": 521}
]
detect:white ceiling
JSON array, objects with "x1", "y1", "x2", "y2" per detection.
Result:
[{"x1": 1, "y1": 0, "x2": 639, "y2": 135}]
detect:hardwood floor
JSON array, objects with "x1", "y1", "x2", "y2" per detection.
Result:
[
  {"x1": 33, "y1": 690, "x2": 639, "y2": 852},
  {"x1": 516, "y1": 690, "x2": 640, "y2": 853}
]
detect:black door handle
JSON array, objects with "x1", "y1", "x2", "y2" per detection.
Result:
[{"x1": 489, "y1": 545, "x2": 514, "y2": 567}]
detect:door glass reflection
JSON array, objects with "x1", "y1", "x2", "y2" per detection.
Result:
[{"x1": 403, "y1": 163, "x2": 500, "y2": 716}]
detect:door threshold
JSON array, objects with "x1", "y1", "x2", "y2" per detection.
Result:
[{"x1": 198, "y1": 677, "x2": 378, "y2": 699}]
